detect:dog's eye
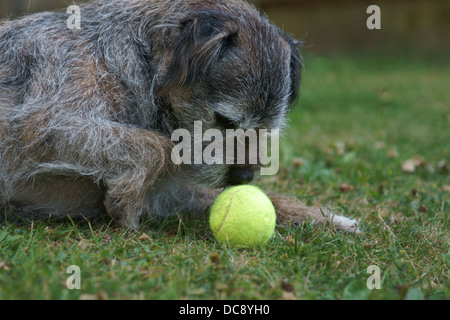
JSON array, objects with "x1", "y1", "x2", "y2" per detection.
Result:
[{"x1": 215, "y1": 112, "x2": 235, "y2": 129}]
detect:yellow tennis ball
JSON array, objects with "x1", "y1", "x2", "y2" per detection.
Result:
[{"x1": 209, "y1": 185, "x2": 276, "y2": 246}]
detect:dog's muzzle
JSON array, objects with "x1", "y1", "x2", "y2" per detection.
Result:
[{"x1": 227, "y1": 167, "x2": 254, "y2": 185}]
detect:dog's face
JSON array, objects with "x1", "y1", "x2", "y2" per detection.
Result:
[{"x1": 158, "y1": 8, "x2": 302, "y2": 188}]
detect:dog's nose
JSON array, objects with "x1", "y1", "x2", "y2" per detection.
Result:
[{"x1": 228, "y1": 167, "x2": 254, "y2": 185}]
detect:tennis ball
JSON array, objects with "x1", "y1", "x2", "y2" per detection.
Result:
[{"x1": 209, "y1": 185, "x2": 276, "y2": 246}]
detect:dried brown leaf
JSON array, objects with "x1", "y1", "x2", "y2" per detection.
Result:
[{"x1": 339, "y1": 183, "x2": 354, "y2": 193}]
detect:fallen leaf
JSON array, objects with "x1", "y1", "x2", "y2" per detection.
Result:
[
  {"x1": 77, "y1": 239, "x2": 90, "y2": 250},
  {"x1": 0, "y1": 261, "x2": 10, "y2": 270},
  {"x1": 280, "y1": 291, "x2": 298, "y2": 300},
  {"x1": 436, "y1": 160, "x2": 449, "y2": 174},
  {"x1": 215, "y1": 283, "x2": 228, "y2": 291},
  {"x1": 291, "y1": 157, "x2": 305, "y2": 167},
  {"x1": 418, "y1": 205, "x2": 428, "y2": 213},
  {"x1": 190, "y1": 288, "x2": 207, "y2": 295},
  {"x1": 79, "y1": 292, "x2": 107, "y2": 300},
  {"x1": 339, "y1": 183, "x2": 354, "y2": 193},
  {"x1": 402, "y1": 157, "x2": 424, "y2": 173},
  {"x1": 281, "y1": 281, "x2": 294, "y2": 293},
  {"x1": 402, "y1": 159, "x2": 416, "y2": 172},
  {"x1": 388, "y1": 147, "x2": 399, "y2": 159},
  {"x1": 285, "y1": 234, "x2": 295, "y2": 246},
  {"x1": 209, "y1": 252, "x2": 220, "y2": 264},
  {"x1": 138, "y1": 232, "x2": 152, "y2": 242},
  {"x1": 335, "y1": 141, "x2": 345, "y2": 155}
]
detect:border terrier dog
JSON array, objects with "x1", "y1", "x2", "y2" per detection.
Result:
[{"x1": 0, "y1": 0, "x2": 358, "y2": 232}]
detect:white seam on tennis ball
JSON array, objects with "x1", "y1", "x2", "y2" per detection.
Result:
[{"x1": 216, "y1": 189, "x2": 242, "y2": 234}]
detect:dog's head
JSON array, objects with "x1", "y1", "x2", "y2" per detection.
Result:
[{"x1": 156, "y1": 3, "x2": 302, "y2": 188}]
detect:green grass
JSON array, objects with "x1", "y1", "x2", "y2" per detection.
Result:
[{"x1": 1, "y1": 53, "x2": 449, "y2": 300}]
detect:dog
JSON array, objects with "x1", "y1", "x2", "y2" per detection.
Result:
[{"x1": 0, "y1": 0, "x2": 358, "y2": 232}]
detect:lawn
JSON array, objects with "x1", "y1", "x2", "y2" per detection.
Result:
[{"x1": 0, "y1": 53, "x2": 448, "y2": 300}]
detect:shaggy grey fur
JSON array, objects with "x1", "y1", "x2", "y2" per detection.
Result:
[{"x1": 0, "y1": 0, "x2": 358, "y2": 232}]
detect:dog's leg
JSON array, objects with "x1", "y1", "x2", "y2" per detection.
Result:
[
  {"x1": 267, "y1": 192, "x2": 360, "y2": 233},
  {"x1": 13, "y1": 115, "x2": 176, "y2": 228},
  {"x1": 86, "y1": 125, "x2": 176, "y2": 228},
  {"x1": 173, "y1": 185, "x2": 359, "y2": 233},
  {"x1": 146, "y1": 179, "x2": 220, "y2": 219}
]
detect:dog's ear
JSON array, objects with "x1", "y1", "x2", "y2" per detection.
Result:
[
  {"x1": 158, "y1": 10, "x2": 239, "y2": 96},
  {"x1": 286, "y1": 38, "x2": 303, "y2": 107},
  {"x1": 277, "y1": 29, "x2": 303, "y2": 108}
]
